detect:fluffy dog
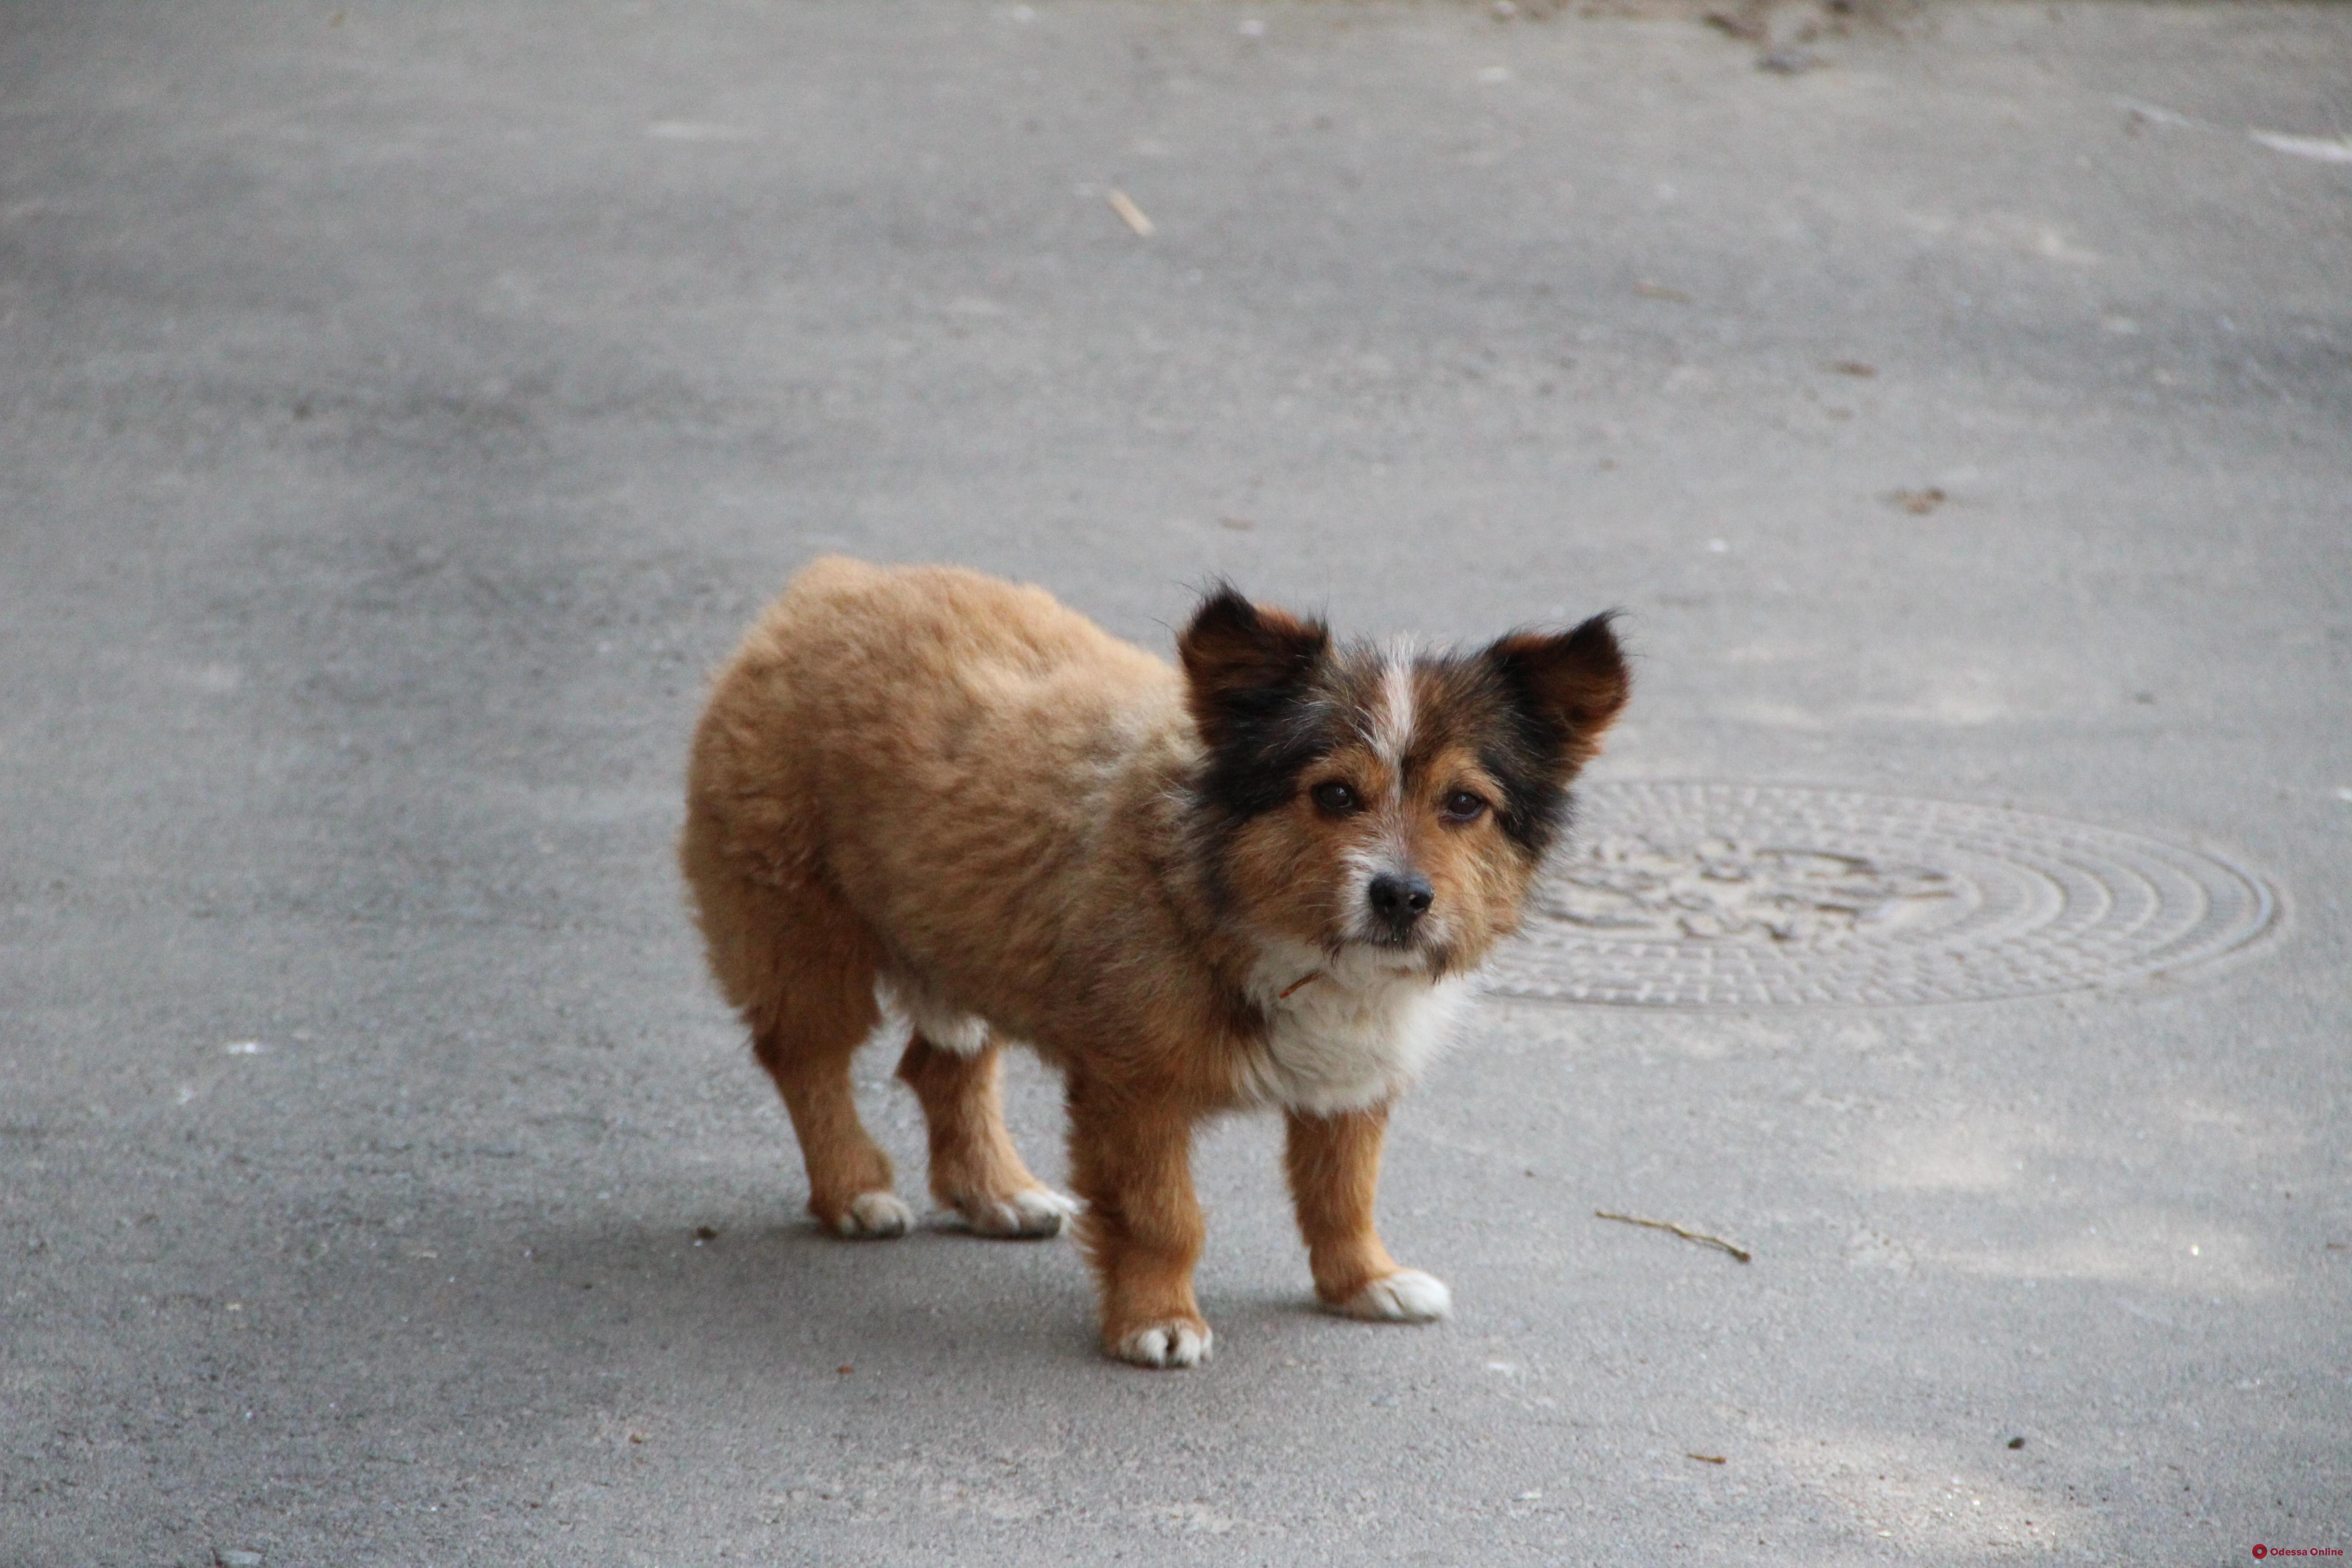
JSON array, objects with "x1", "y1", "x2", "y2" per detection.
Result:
[{"x1": 681, "y1": 558, "x2": 1627, "y2": 1367}]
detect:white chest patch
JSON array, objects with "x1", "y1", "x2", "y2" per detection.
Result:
[{"x1": 1243, "y1": 947, "x2": 1470, "y2": 1115}]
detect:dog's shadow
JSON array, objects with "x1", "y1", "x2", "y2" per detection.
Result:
[
  {"x1": 465, "y1": 1069, "x2": 1390, "y2": 1379},
  {"x1": 489, "y1": 1201, "x2": 1350, "y2": 1384}
]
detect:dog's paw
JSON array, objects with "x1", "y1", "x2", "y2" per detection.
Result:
[
  {"x1": 1333, "y1": 1268, "x2": 1452, "y2": 1323},
  {"x1": 830, "y1": 1191, "x2": 915, "y2": 1240},
  {"x1": 1112, "y1": 1319, "x2": 1213, "y2": 1369},
  {"x1": 958, "y1": 1186, "x2": 1079, "y2": 1240}
]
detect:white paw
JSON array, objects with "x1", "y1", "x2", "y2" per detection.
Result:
[
  {"x1": 1335, "y1": 1269, "x2": 1452, "y2": 1323},
  {"x1": 959, "y1": 1186, "x2": 1079, "y2": 1239},
  {"x1": 1114, "y1": 1320, "x2": 1213, "y2": 1368},
  {"x1": 832, "y1": 1191, "x2": 915, "y2": 1240}
]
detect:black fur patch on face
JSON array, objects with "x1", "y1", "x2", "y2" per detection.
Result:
[
  {"x1": 1179, "y1": 587, "x2": 1348, "y2": 827},
  {"x1": 1408, "y1": 655, "x2": 1574, "y2": 859},
  {"x1": 1194, "y1": 682, "x2": 1347, "y2": 823},
  {"x1": 1466, "y1": 612, "x2": 1628, "y2": 855}
]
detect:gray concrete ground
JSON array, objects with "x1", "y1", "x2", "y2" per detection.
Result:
[{"x1": 3, "y1": 1, "x2": 2348, "y2": 1563}]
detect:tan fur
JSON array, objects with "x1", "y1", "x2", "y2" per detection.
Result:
[
  {"x1": 680, "y1": 557, "x2": 1624, "y2": 1365},
  {"x1": 1284, "y1": 1104, "x2": 1400, "y2": 1305}
]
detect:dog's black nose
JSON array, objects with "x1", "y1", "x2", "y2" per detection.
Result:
[{"x1": 1367, "y1": 872, "x2": 1434, "y2": 935}]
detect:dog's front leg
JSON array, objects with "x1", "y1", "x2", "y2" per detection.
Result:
[
  {"x1": 1067, "y1": 1080, "x2": 1211, "y2": 1367},
  {"x1": 1284, "y1": 1104, "x2": 1452, "y2": 1323}
]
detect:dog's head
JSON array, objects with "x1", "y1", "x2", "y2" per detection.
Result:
[{"x1": 1179, "y1": 585, "x2": 1627, "y2": 981}]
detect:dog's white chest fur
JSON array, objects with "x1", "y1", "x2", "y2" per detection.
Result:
[{"x1": 1244, "y1": 950, "x2": 1470, "y2": 1115}]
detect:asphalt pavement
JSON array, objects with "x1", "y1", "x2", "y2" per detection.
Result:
[{"x1": 3, "y1": 2, "x2": 2348, "y2": 1563}]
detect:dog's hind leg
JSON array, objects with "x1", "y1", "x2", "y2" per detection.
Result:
[
  {"x1": 896, "y1": 1034, "x2": 1076, "y2": 1239},
  {"x1": 683, "y1": 814, "x2": 909, "y2": 1240},
  {"x1": 755, "y1": 1003, "x2": 910, "y2": 1240}
]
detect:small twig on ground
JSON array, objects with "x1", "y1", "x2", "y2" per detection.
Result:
[
  {"x1": 1106, "y1": 188, "x2": 1155, "y2": 237},
  {"x1": 1594, "y1": 1210, "x2": 1753, "y2": 1264}
]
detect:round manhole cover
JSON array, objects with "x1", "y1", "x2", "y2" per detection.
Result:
[{"x1": 1489, "y1": 783, "x2": 2275, "y2": 1008}]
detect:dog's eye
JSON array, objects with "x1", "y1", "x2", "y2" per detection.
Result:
[
  {"x1": 1310, "y1": 781, "x2": 1360, "y2": 815},
  {"x1": 1440, "y1": 790, "x2": 1489, "y2": 823}
]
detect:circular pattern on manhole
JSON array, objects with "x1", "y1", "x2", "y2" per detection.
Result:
[{"x1": 1488, "y1": 783, "x2": 2275, "y2": 1008}]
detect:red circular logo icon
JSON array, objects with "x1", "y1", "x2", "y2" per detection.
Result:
[{"x1": 2254, "y1": 1548, "x2": 2268, "y2": 1560}]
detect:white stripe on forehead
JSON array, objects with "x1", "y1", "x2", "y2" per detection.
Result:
[{"x1": 1370, "y1": 641, "x2": 1419, "y2": 767}]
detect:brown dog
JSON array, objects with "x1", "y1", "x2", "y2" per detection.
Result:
[{"x1": 681, "y1": 559, "x2": 1627, "y2": 1367}]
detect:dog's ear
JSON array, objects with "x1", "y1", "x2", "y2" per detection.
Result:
[
  {"x1": 1483, "y1": 612, "x2": 1629, "y2": 772},
  {"x1": 1177, "y1": 585, "x2": 1330, "y2": 751}
]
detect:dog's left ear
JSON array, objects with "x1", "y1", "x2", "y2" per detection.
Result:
[
  {"x1": 1178, "y1": 585, "x2": 1331, "y2": 751},
  {"x1": 1484, "y1": 612, "x2": 1630, "y2": 772}
]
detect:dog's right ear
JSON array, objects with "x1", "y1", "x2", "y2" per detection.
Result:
[{"x1": 1177, "y1": 585, "x2": 1330, "y2": 751}]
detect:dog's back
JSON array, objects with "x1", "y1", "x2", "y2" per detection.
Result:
[{"x1": 681, "y1": 556, "x2": 1186, "y2": 1046}]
